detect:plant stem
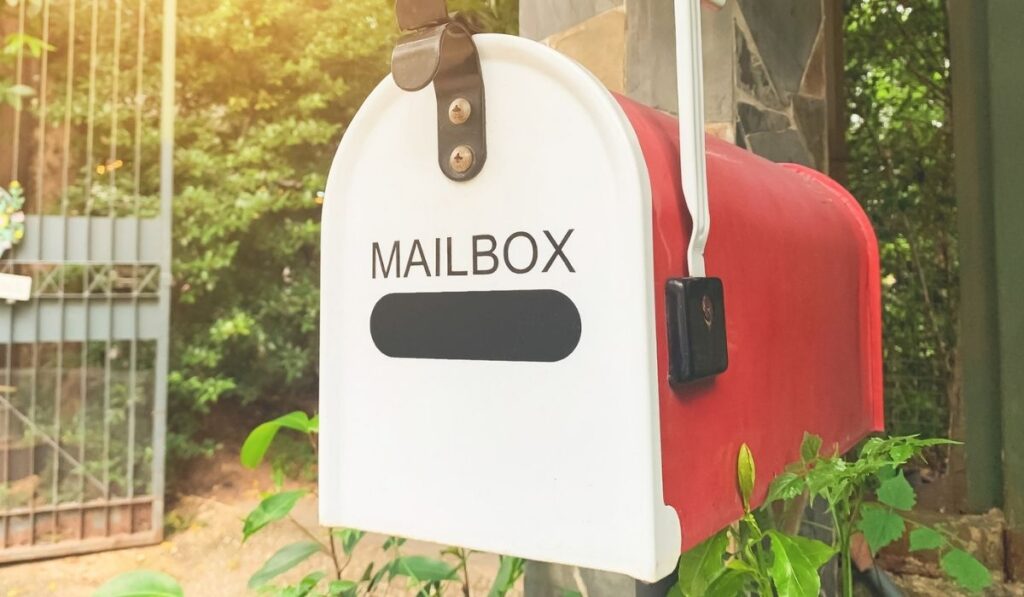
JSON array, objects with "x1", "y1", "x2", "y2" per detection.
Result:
[
  {"x1": 288, "y1": 515, "x2": 331, "y2": 553},
  {"x1": 329, "y1": 530, "x2": 342, "y2": 580},
  {"x1": 835, "y1": 521, "x2": 854, "y2": 597},
  {"x1": 842, "y1": 542, "x2": 854, "y2": 597},
  {"x1": 457, "y1": 548, "x2": 471, "y2": 597},
  {"x1": 801, "y1": 519, "x2": 837, "y2": 536}
]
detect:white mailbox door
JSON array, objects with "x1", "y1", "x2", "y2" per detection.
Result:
[{"x1": 320, "y1": 34, "x2": 680, "y2": 581}]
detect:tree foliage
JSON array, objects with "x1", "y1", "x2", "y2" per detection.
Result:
[
  {"x1": 165, "y1": 0, "x2": 395, "y2": 455},
  {"x1": 167, "y1": 0, "x2": 516, "y2": 455},
  {"x1": 5, "y1": 0, "x2": 951, "y2": 454},
  {"x1": 845, "y1": 0, "x2": 955, "y2": 437},
  {"x1": 1, "y1": 0, "x2": 513, "y2": 460}
]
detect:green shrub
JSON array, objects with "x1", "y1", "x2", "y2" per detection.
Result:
[{"x1": 167, "y1": 0, "x2": 517, "y2": 458}]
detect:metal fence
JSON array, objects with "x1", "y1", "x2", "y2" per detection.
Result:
[{"x1": 0, "y1": 0, "x2": 172, "y2": 562}]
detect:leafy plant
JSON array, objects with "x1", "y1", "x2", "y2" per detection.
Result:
[
  {"x1": 249, "y1": 541, "x2": 325, "y2": 590},
  {"x1": 489, "y1": 555, "x2": 525, "y2": 597},
  {"x1": 238, "y1": 411, "x2": 525, "y2": 596},
  {"x1": 243, "y1": 489, "x2": 307, "y2": 542},
  {"x1": 2, "y1": 0, "x2": 517, "y2": 466},
  {"x1": 1, "y1": 31, "x2": 53, "y2": 108},
  {"x1": 671, "y1": 444, "x2": 834, "y2": 597},
  {"x1": 162, "y1": 0, "x2": 520, "y2": 463},
  {"x1": 92, "y1": 570, "x2": 184, "y2": 597},
  {"x1": 767, "y1": 433, "x2": 991, "y2": 595},
  {"x1": 241, "y1": 411, "x2": 319, "y2": 469}
]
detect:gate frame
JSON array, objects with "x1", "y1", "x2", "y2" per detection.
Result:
[{"x1": 0, "y1": 0, "x2": 174, "y2": 563}]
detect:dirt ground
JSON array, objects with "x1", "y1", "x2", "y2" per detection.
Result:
[{"x1": 0, "y1": 449, "x2": 520, "y2": 597}]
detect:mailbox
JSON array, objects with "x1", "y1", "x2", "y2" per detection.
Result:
[{"x1": 319, "y1": 24, "x2": 882, "y2": 582}]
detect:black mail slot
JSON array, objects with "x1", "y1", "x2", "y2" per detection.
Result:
[{"x1": 370, "y1": 289, "x2": 581, "y2": 362}]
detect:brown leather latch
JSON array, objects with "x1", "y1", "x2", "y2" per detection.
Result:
[{"x1": 392, "y1": 0, "x2": 487, "y2": 182}]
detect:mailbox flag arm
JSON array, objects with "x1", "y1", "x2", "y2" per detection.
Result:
[
  {"x1": 664, "y1": 0, "x2": 729, "y2": 385},
  {"x1": 674, "y1": 0, "x2": 713, "y2": 277}
]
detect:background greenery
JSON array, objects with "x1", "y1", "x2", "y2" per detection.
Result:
[
  {"x1": 4, "y1": 0, "x2": 954, "y2": 460},
  {"x1": 844, "y1": 0, "x2": 955, "y2": 439},
  {"x1": 172, "y1": 0, "x2": 956, "y2": 457},
  {"x1": 165, "y1": 0, "x2": 519, "y2": 458}
]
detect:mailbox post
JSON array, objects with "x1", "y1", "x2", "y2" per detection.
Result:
[{"x1": 319, "y1": 0, "x2": 881, "y2": 587}]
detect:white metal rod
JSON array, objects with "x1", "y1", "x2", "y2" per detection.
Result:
[{"x1": 674, "y1": 0, "x2": 711, "y2": 277}]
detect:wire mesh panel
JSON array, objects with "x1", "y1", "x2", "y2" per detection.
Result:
[{"x1": 0, "y1": 0, "x2": 172, "y2": 562}]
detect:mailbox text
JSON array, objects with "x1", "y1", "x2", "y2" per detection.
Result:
[{"x1": 372, "y1": 229, "x2": 576, "y2": 279}]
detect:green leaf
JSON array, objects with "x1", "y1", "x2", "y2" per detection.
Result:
[
  {"x1": 875, "y1": 465, "x2": 898, "y2": 482},
  {"x1": 766, "y1": 531, "x2": 836, "y2": 597},
  {"x1": 889, "y1": 443, "x2": 918, "y2": 465},
  {"x1": 293, "y1": 571, "x2": 326, "y2": 596},
  {"x1": 882, "y1": 437, "x2": 957, "y2": 465},
  {"x1": 860, "y1": 437, "x2": 885, "y2": 458},
  {"x1": 382, "y1": 536, "x2": 407, "y2": 551},
  {"x1": 705, "y1": 568, "x2": 754, "y2": 597},
  {"x1": 768, "y1": 472, "x2": 805, "y2": 503},
  {"x1": 489, "y1": 556, "x2": 525, "y2": 597},
  {"x1": 93, "y1": 570, "x2": 184, "y2": 597},
  {"x1": 369, "y1": 563, "x2": 389, "y2": 590},
  {"x1": 332, "y1": 528, "x2": 365, "y2": 556},
  {"x1": 940, "y1": 549, "x2": 992, "y2": 593},
  {"x1": 909, "y1": 527, "x2": 945, "y2": 551},
  {"x1": 857, "y1": 504, "x2": 906, "y2": 554},
  {"x1": 247, "y1": 541, "x2": 323, "y2": 589},
  {"x1": 360, "y1": 562, "x2": 375, "y2": 582},
  {"x1": 676, "y1": 529, "x2": 729, "y2": 595},
  {"x1": 243, "y1": 490, "x2": 306, "y2": 541},
  {"x1": 561, "y1": 591, "x2": 583, "y2": 597},
  {"x1": 876, "y1": 471, "x2": 917, "y2": 510},
  {"x1": 800, "y1": 433, "x2": 822, "y2": 464},
  {"x1": 327, "y1": 580, "x2": 358, "y2": 596},
  {"x1": 725, "y1": 559, "x2": 757, "y2": 574},
  {"x1": 5, "y1": 33, "x2": 55, "y2": 57},
  {"x1": 805, "y1": 456, "x2": 851, "y2": 500},
  {"x1": 391, "y1": 556, "x2": 459, "y2": 582},
  {"x1": 240, "y1": 411, "x2": 316, "y2": 468},
  {"x1": 6, "y1": 84, "x2": 34, "y2": 97},
  {"x1": 737, "y1": 443, "x2": 756, "y2": 512},
  {"x1": 240, "y1": 422, "x2": 285, "y2": 468},
  {"x1": 914, "y1": 438, "x2": 961, "y2": 448}
]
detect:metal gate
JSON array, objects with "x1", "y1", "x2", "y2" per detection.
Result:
[{"x1": 0, "y1": 0, "x2": 172, "y2": 562}]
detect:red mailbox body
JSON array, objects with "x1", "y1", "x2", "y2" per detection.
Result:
[{"x1": 618, "y1": 96, "x2": 884, "y2": 550}]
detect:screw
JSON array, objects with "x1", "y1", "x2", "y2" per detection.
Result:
[
  {"x1": 449, "y1": 145, "x2": 474, "y2": 174},
  {"x1": 701, "y1": 295, "x2": 714, "y2": 327},
  {"x1": 448, "y1": 98, "x2": 471, "y2": 124}
]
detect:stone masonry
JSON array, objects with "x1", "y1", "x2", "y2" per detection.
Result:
[{"x1": 520, "y1": 0, "x2": 845, "y2": 177}]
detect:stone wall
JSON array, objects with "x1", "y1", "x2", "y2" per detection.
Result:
[{"x1": 519, "y1": 0, "x2": 845, "y2": 177}]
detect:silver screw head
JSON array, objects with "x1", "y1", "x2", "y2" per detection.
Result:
[
  {"x1": 448, "y1": 98, "x2": 472, "y2": 124},
  {"x1": 449, "y1": 145, "x2": 474, "y2": 173}
]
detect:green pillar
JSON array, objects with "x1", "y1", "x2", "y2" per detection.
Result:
[
  {"x1": 951, "y1": 0, "x2": 1024, "y2": 539},
  {"x1": 988, "y1": 0, "x2": 1024, "y2": 533},
  {"x1": 950, "y1": 0, "x2": 1002, "y2": 515}
]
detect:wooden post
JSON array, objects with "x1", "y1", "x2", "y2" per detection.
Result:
[{"x1": 950, "y1": 0, "x2": 1024, "y2": 580}]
